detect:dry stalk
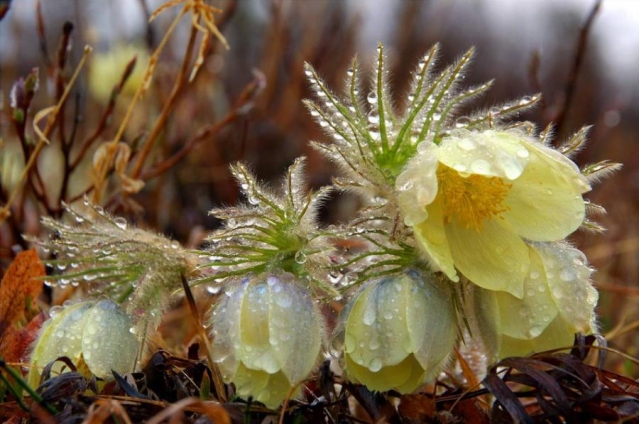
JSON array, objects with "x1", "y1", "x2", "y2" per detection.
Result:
[{"x1": 0, "y1": 45, "x2": 92, "y2": 224}]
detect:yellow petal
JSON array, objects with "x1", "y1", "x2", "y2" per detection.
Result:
[
  {"x1": 500, "y1": 314, "x2": 576, "y2": 359},
  {"x1": 28, "y1": 301, "x2": 94, "y2": 388},
  {"x1": 446, "y1": 219, "x2": 529, "y2": 297},
  {"x1": 232, "y1": 363, "x2": 293, "y2": 409},
  {"x1": 396, "y1": 142, "x2": 440, "y2": 226},
  {"x1": 437, "y1": 130, "x2": 530, "y2": 180},
  {"x1": 414, "y1": 200, "x2": 458, "y2": 282},
  {"x1": 81, "y1": 300, "x2": 138, "y2": 379},
  {"x1": 343, "y1": 270, "x2": 456, "y2": 393},
  {"x1": 494, "y1": 246, "x2": 559, "y2": 339},
  {"x1": 344, "y1": 280, "x2": 412, "y2": 367},
  {"x1": 266, "y1": 277, "x2": 323, "y2": 383},
  {"x1": 345, "y1": 353, "x2": 426, "y2": 393},
  {"x1": 502, "y1": 141, "x2": 587, "y2": 241},
  {"x1": 532, "y1": 242, "x2": 598, "y2": 333}
]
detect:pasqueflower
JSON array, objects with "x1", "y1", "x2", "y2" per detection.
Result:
[
  {"x1": 210, "y1": 273, "x2": 323, "y2": 408},
  {"x1": 338, "y1": 269, "x2": 456, "y2": 393},
  {"x1": 469, "y1": 241, "x2": 598, "y2": 359},
  {"x1": 397, "y1": 130, "x2": 590, "y2": 297},
  {"x1": 28, "y1": 300, "x2": 139, "y2": 387}
]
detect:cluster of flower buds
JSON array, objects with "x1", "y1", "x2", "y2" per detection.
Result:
[
  {"x1": 30, "y1": 44, "x2": 618, "y2": 408},
  {"x1": 302, "y1": 44, "x2": 617, "y2": 395}
]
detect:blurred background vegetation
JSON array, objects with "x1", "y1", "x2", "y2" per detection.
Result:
[{"x1": 0, "y1": 0, "x2": 637, "y2": 378}]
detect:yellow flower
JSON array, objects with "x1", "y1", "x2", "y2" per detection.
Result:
[
  {"x1": 468, "y1": 241, "x2": 598, "y2": 359},
  {"x1": 209, "y1": 273, "x2": 323, "y2": 408},
  {"x1": 88, "y1": 44, "x2": 148, "y2": 103},
  {"x1": 338, "y1": 269, "x2": 456, "y2": 393},
  {"x1": 397, "y1": 130, "x2": 590, "y2": 297},
  {"x1": 28, "y1": 300, "x2": 139, "y2": 388}
]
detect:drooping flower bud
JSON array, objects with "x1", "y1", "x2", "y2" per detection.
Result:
[
  {"x1": 467, "y1": 241, "x2": 598, "y2": 360},
  {"x1": 337, "y1": 268, "x2": 457, "y2": 393},
  {"x1": 209, "y1": 273, "x2": 323, "y2": 408},
  {"x1": 28, "y1": 300, "x2": 139, "y2": 387}
]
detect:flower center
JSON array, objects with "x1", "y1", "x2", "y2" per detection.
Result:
[{"x1": 436, "y1": 165, "x2": 512, "y2": 231}]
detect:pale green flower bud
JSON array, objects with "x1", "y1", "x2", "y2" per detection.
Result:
[
  {"x1": 28, "y1": 300, "x2": 139, "y2": 388},
  {"x1": 209, "y1": 273, "x2": 323, "y2": 408},
  {"x1": 337, "y1": 269, "x2": 457, "y2": 393}
]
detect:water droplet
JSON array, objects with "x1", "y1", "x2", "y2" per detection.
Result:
[
  {"x1": 248, "y1": 194, "x2": 260, "y2": 205},
  {"x1": 470, "y1": 159, "x2": 491, "y2": 174},
  {"x1": 453, "y1": 164, "x2": 467, "y2": 173},
  {"x1": 206, "y1": 285, "x2": 221, "y2": 295},
  {"x1": 294, "y1": 250, "x2": 307, "y2": 264},
  {"x1": 369, "y1": 338, "x2": 381, "y2": 350},
  {"x1": 367, "y1": 92, "x2": 377, "y2": 104},
  {"x1": 368, "y1": 113, "x2": 380, "y2": 124},
  {"x1": 369, "y1": 357, "x2": 382, "y2": 372},
  {"x1": 363, "y1": 304, "x2": 376, "y2": 326},
  {"x1": 328, "y1": 271, "x2": 343, "y2": 284},
  {"x1": 57, "y1": 263, "x2": 67, "y2": 271},
  {"x1": 275, "y1": 292, "x2": 292, "y2": 308},
  {"x1": 114, "y1": 217, "x2": 127, "y2": 230},
  {"x1": 529, "y1": 271, "x2": 540, "y2": 279},
  {"x1": 457, "y1": 138, "x2": 476, "y2": 151},
  {"x1": 560, "y1": 268, "x2": 576, "y2": 282},
  {"x1": 516, "y1": 148, "x2": 530, "y2": 158}
]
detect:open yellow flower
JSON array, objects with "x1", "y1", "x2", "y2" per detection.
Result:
[
  {"x1": 209, "y1": 273, "x2": 323, "y2": 408},
  {"x1": 396, "y1": 130, "x2": 590, "y2": 297},
  {"x1": 467, "y1": 241, "x2": 598, "y2": 359},
  {"x1": 338, "y1": 269, "x2": 456, "y2": 393}
]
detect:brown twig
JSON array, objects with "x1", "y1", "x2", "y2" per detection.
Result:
[
  {"x1": 69, "y1": 57, "x2": 138, "y2": 171},
  {"x1": 0, "y1": 46, "x2": 92, "y2": 224},
  {"x1": 128, "y1": 24, "x2": 199, "y2": 180},
  {"x1": 35, "y1": 0, "x2": 52, "y2": 68},
  {"x1": 553, "y1": 0, "x2": 602, "y2": 139},
  {"x1": 54, "y1": 21, "x2": 74, "y2": 146},
  {"x1": 141, "y1": 70, "x2": 264, "y2": 181},
  {"x1": 180, "y1": 274, "x2": 227, "y2": 403},
  {"x1": 90, "y1": 5, "x2": 188, "y2": 204}
]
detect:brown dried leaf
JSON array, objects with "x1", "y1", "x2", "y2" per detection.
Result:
[
  {"x1": 0, "y1": 313, "x2": 46, "y2": 363},
  {"x1": 398, "y1": 393, "x2": 436, "y2": 423},
  {"x1": 0, "y1": 249, "x2": 45, "y2": 336}
]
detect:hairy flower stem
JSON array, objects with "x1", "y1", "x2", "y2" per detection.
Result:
[{"x1": 181, "y1": 274, "x2": 227, "y2": 402}]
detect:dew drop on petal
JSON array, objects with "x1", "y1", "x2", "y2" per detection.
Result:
[
  {"x1": 470, "y1": 159, "x2": 491, "y2": 174},
  {"x1": 369, "y1": 357, "x2": 383, "y2": 372},
  {"x1": 114, "y1": 217, "x2": 127, "y2": 230}
]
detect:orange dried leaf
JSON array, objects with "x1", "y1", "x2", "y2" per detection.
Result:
[
  {"x1": 398, "y1": 393, "x2": 436, "y2": 422},
  {"x1": 0, "y1": 313, "x2": 46, "y2": 363},
  {"x1": 0, "y1": 249, "x2": 45, "y2": 335}
]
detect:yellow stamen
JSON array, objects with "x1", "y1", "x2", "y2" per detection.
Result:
[{"x1": 437, "y1": 165, "x2": 512, "y2": 231}]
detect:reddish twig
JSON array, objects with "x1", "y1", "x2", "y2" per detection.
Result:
[
  {"x1": 141, "y1": 70, "x2": 265, "y2": 181},
  {"x1": 553, "y1": 0, "x2": 602, "y2": 138}
]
